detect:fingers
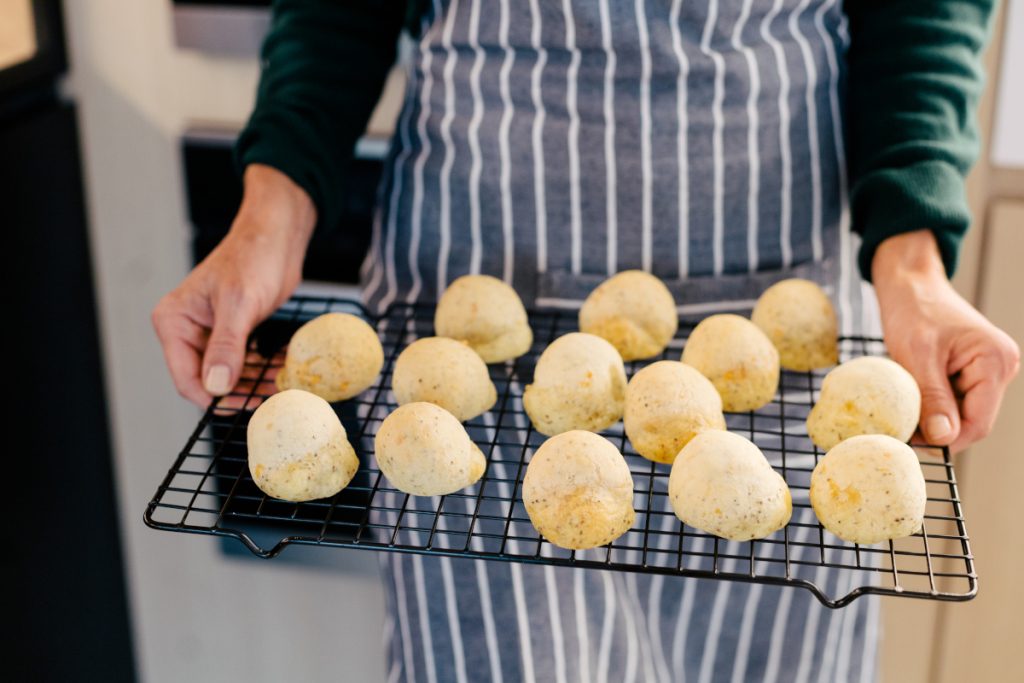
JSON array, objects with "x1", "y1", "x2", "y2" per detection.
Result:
[
  {"x1": 152, "y1": 299, "x2": 213, "y2": 407},
  {"x1": 904, "y1": 351, "x2": 961, "y2": 447},
  {"x1": 948, "y1": 348, "x2": 1018, "y2": 453},
  {"x1": 949, "y1": 379, "x2": 1001, "y2": 454},
  {"x1": 211, "y1": 350, "x2": 279, "y2": 415},
  {"x1": 201, "y1": 287, "x2": 261, "y2": 397}
]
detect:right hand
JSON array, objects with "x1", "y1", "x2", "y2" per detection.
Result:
[{"x1": 152, "y1": 164, "x2": 316, "y2": 407}]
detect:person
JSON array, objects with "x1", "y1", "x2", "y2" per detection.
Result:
[{"x1": 153, "y1": 1, "x2": 1019, "y2": 680}]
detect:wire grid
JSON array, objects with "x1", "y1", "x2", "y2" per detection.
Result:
[{"x1": 145, "y1": 295, "x2": 977, "y2": 608}]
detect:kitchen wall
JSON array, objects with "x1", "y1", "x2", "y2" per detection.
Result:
[{"x1": 63, "y1": 3, "x2": 390, "y2": 682}]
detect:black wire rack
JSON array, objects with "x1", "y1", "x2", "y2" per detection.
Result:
[{"x1": 145, "y1": 295, "x2": 977, "y2": 608}]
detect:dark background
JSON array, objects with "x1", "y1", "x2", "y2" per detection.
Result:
[{"x1": 5, "y1": 2, "x2": 135, "y2": 680}]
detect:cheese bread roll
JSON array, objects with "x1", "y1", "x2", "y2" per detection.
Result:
[
  {"x1": 247, "y1": 389, "x2": 360, "y2": 502},
  {"x1": 579, "y1": 270, "x2": 678, "y2": 361},
  {"x1": 524, "y1": 332, "x2": 627, "y2": 435},
  {"x1": 668, "y1": 431, "x2": 791, "y2": 541},
  {"x1": 276, "y1": 312, "x2": 384, "y2": 402},
  {"x1": 807, "y1": 356, "x2": 921, "y2": 451},
  {"x1": 375, "y1": 402, "x2": 486, "y2": 496},
  {"x1": 392, "y1": 337, "x2": 497, "y2": 421},
  {"x1": 751, "y1": 278, "x2": 839, "y2": 371},
  {"x1": 434, "y1": 274, "x2": 533, "y2": 363},
  {"x1": 810, "y1": 434, "x2": 926, "y2": 544},
  {"x1": 681, "y1": 314, "x2": 780, "y2": 412},
  {"x1": 624, "y1": 361, "x2": 727, "y2": 464},
  {"x1": 523, "y1": 430, "x2": 635, "y2": 550}
]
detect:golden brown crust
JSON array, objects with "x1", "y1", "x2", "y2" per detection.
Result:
[
  {"x1": 434, "y1": 274, "x2": 533, "y2": 363},
  {"x1": 578, "y1": 270, "x2": 678, "y2": 361},
  {"x1": 810, "y1": 434, "x2": 926, "y2": 544},
  {"x1": 247, "y1": 389, "x2": 360, "y2": 502},
  {"x1": 523, "y1": 431, "x2": 636, "y2": 550},
  {"x1": 681, "y1": 314, "x2": 780, "y2": 412},
  {"x1": 624, "y1": 361, "x2": 726, "y2": 464},
  {"x1": 276, "y1": 313, "x2": 384, "y2": 402},
  {"x1": 374, "y1": 402, "x2": 487, "y2": 496},
  {"x1": 806, "y1": 356, "x2": 921, "y2": 450},
  {"x1": 392, "y1": 337, "x2": 498, "y2": 421},
  {"x1": 751, "y1": 279, "x2": 839, "y2": 371},
  {"x1": 523, "y1": 332, "x2": 627, "y2": 436}
]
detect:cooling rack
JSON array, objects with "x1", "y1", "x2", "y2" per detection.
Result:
[{"x1": 144, "y1": 295, "x2": 977, "y2": 608}]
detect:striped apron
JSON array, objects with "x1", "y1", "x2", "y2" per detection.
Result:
[{"x1": 361, "y1": 1, "x2": 885, "y2": 681}]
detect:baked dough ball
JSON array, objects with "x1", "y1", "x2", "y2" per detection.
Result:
[
  {"x1": 810, "y1": 434, "x2": 926, "y2": 544},
  {"x1": 681, "y1": 314, "x2": 780, "y2": 412},
  {"x1": 523, "y1": 430, "x2": 636, "y2": 550},
  {"x1": 668, "y1": 431, "x2": 792, "y2": 541},
  {"x1": 523, "y1": 333, "x2": 627, "y2": 436},
  {"x1": 247, "y1": 389, "x2": 359, "y2": 502},
  {"x1": 276, "y1": 312, "x2": 384, "y2": 402},
  {"x1": 434, "y1": 274, "x2": 533, "y2": 363},
  {"x1": 392, "y1": 337, "x2": 497, "y2": 421},
  {"x1": 374, "y1": 402, "x2": 486, "y2": 496},
  {"x1": 624, "y1": 361, "x2": 727, "y2": 464},
  {"x1": 579, "y1": 270, "x2": 678, "y2": 361},
  {"x1": 751, "y1": 278, "x2": 839, "y2": 371},
  {"x1": 807, "y1": 356, "x2": 921, "y2": 451}
]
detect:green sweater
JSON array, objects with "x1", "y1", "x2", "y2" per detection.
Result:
[{"x1": 236, "y1": 0, "x2": 996, "y2": 281}]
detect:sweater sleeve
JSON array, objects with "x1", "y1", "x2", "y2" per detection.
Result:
[
  {"x1": 234, "y1": 0, "x2": 408, "y2": 231},
  {"x1": 844, "y1": 0, "x2": 996, "y2": 281}
]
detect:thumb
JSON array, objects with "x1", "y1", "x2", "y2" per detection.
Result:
[
  {"x1": 911, "y1": 358, "x2": 961, "y2": 446},
  {"x1": 202, "y1": 290, "x2": 259, "y2": 397}
]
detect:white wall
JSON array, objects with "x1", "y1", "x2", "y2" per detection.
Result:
[
  {"x1": 63, "y1": 3, "x2": 388, "y2": 682},
  {"x1": 991, "y1": 0, "x2": 1024, "y2": 168}
]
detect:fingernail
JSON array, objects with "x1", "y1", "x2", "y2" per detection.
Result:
[
  {"x1": 925, "y1": 414, "x2": 953, "y2": 441},
  {"x1": 205, "y1": 365, "x2": 231, "y2": 395}
]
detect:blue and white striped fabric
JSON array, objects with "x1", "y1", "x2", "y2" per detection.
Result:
[{"x1": 360, "y1": 1, "x2": 885, "y2": 680}]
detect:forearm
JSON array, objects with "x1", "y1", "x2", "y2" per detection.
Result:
[
  {"x1": 844, "y1": 0, "x2": 996, "y2": 281},
  {"x1": 220, "y1": 165, "x2": 318, "y2": 298},
  {"x1": 235, "y1": 0, "x2": 407, "y2": 231},
  {"x1": 233, "y1": 164, "x2": 317, "y2": 244},
  {"x1": 871, "y1": 230, "x2": 947, "y2": 294},
  {"x1": 872, "y1": 231, "x2": 950, "y2": 359}
]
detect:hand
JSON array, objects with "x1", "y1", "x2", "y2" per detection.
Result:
[
  {"x1": 152, "y1": 164, "x2": 316, "y2": 407},
  {"x1": 872, "y1": 230, "x2": 1020, "y2": 453}
]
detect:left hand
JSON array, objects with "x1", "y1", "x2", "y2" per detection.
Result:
[{"x1": 872, "y1": 230, "x2": 1020, "y2": 454}]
